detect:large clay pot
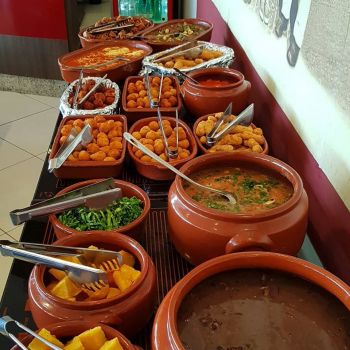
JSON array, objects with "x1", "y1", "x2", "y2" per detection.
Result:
[
  {"x1": 181, "y1": 68, "x2": 251, "y2": 118},
  {"x1": 28, "y1": 232, "x2": 157, "y2": 337},
  {"x1": 11, "y1": 321, "x2": 139, "y2": 350},
  {"x1": 151, "y1": 252, "x2": 350, "y2": 350},
  {"x1": 168, "y1": 152, "x2": 308, "y2": 265},
  {"x1": 49, "y1": 179, "x2": 151, "y2": 241}
]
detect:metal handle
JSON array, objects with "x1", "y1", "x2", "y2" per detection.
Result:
[
  {"x1": 207, "y1": 102, "x2": 233, "y2": 140},
  {"x1": 173, "y1": 68, "x2": 199, "y2": 84},
  {"x1": 77, "y1": 73, "x2": 108, "y2": 106},
  {"x1": 0, "y1": 316, "x2": 62, "y2": 350},
  {"x1": 62, "y1": 56, "x2": 130, "y2": 72},
  {"x1": 124, "y1": 132, "x2": 231, "y2": 197}
]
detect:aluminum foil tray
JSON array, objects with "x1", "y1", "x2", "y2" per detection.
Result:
[
  {"x1": 59, "y1": 76, "x2": 120, "y2": 117},
  {"x1": 141, "y1": 41, "x2": 234, "y2": 80}
]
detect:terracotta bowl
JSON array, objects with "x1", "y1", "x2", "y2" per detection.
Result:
[
  {"x1": 58, "y1": 41, "x2": 153, "y2": 83},
  {"x1": 10, "y1": 320, "x2": 140, "y2": 350},
  {"x1": 193, "y1": 113, "x2": 269, "y2": 154},
  {"x1": 49, "y1": 115, "x2": 127, "y2": 179},
  {"x1": 128, "y1": 116, "x2": 198, "y2": 181},
  {"x1": 168, "y1": 152, "x2": 308, "y2": 265},
  {"x1": 141, "y1": 18, "x2": 213, "y2": 52},
  {"x1": 151, "y1": 252, "x2": 350, "y2": 350},
  {"x1": 28, "y1": 231, "x2": 157, "y2": 338},
  {"x1": 78, "y1": 16, "x2": 153, "y2": 48},
  {"x1": 121, "y1": 75, "x2": 182, "y2": 126},
  {"x1": 49, "y1": 179, "x2": 150, "y2": 241},
  {"x1": 180, "y1": 67, "x2": 251, "y2": 118}
]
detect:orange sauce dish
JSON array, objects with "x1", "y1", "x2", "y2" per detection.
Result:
[
  {"x1": 65, "y1": 46, "x2": 146, "y2": 70},
  {"x1": 197, "y1": 78, "x2": 233, "y2": 87}
]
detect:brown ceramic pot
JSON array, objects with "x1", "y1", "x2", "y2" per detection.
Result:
[
  {"x1": 78, "y1": 16, "x2": 153, "y2": 48},
  {"x1": 122, "y1": 75, "x2": 182, "y2": 126},
  {"x1": 10, "y1": 320, "x2": 139, "y2": 350},
  {"x1": 49, "y1": 115, "x2": 127, "y2": 179},
  {"x1": 181, "y1": 68, "x2": 251, "y2": 118},
  {"x1": 167, "y1": 152, "x2": 308, "y2": 265},
  {"x1": 28, "y1": 231, "x2": 157, "y2": 338},
  {"x1": 58, "y1": 41, "x2": 152, "y2": 83},
  {"x1": 128, "y1": 116, "x2": 198, "y2": 181},
  {"x1": 49, "y1": 179, "x2": 150, "y2": 241},
  {"x1": 141, "y1": 18, "x2": 213, "y2": 52},
  {"x1": 193, "y1": 114, "x2": 269, "y2": 154},
  {"x1": 151, "y1": 252, "x2": 350, "y2": 350}
]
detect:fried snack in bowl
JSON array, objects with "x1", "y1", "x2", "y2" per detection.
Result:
[
  {"x1": 128, "y1": 116, "x2": 197, "y2": 181},
  {"x1": 49, "y1": 115, "x2": 127, "y2": 179},
  {"x1": 122, "y1": 75, "x2": 182, "y2": 125},
  {"x1": 193, "y1": 112, "x2": 268, "y2": 154}
]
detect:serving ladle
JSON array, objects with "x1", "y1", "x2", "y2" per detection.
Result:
[{"x1": 123, "y1": 132, "x2": 237, "y2": 205}]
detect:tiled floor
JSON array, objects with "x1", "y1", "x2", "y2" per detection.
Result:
[{"x1": 0, "y1": 90, "x2": 60, "y2": 298}]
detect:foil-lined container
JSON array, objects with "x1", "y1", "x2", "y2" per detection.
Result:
[
  {"x1": 59, "y1": 76, "x2": 120, "y2": 117},
  {"x1": 141, "y1": 41, "x2": 235, "y2": 80}
]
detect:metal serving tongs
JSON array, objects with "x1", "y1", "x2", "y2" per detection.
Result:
[
  {"x1": 0, "y1": 241, "x2": 115, "y2": 291},
  {"x1": 77, "y1": 73, "x2": 108, "y2": 107},
  {"x1": 124, "y1": 132, "x2": 236, "y2": 204},
  {"x1": 72, "y1": 69, "x2": 84, "y2": 109},
  {"x1": 0, "y1": 315, "x2": 62, "y2": 350},
  {"x1": 9, "y1": 178, "x2": 122, "y2": 225},
  {"x1": 88, "y1": 17, "x2": 134, "y2": 35},
  {"x1": 48, "y1": 124, "x2": 93, "y2": 172},
  {"x1": 206, "y1": 103, "x2": 255, "y2": 147},
  {"x1": 145, "y1": 72, "x2": 179, "y2": 159}
]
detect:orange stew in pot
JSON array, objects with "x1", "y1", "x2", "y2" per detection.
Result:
[
  {"x1": 197, "y1": 78, "x2": 233, "y2": 87},
  {"x1": 184, "y1": 166, "x2": 293, "y2": 214},
  {"x1": 65, "y1": 46, "x2": 146, "y2": 71}
]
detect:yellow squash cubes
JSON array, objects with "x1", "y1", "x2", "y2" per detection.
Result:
[{"x1": 28, "y1": 328, "x2": 64, "y2": 350}]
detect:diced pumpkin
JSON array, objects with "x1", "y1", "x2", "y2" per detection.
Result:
[
  {"x1": 118, "y1": 250, "x2": 135, "y2": 267},
  {"x1": 48, "y1": 268, "x2": 67, "y2": 281},
  {"x1": 51, "y1": 276, "x2": 82, "y2": 300},
  {"x1": 113, "y1": 264, "x2": 141, "y2": 292},
  {"x1": 99, "y1": 337, "x2": 123, "y2": 350},
  {"x1": 28, "y1": 328, "x2": 64, "y2": 350},
  {"x1": 85, "y1": 285, "x2": 110, "y2": 301},
  {"x1": 77, "y1": 326, "x2": 106, "y2": 350},
  {"x1": 106, "y1": 287, "x2": 121, "y2": 299},
  {"x1": 60, "y1": 256, "x2": 82, "y2": 264},
  {"x1": 47, "y1": 281, "x2": 58, "y2": 291},
  {"x1": 64, "y1": 337, "x2": 85, "y2": 350}
]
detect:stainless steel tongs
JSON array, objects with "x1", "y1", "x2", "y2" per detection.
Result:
[
  {"x1": 144, "y1": 72, "x2": 179, "y2": 159},
  {"x1": 48, "y1": 123, "x2": 93, "y2": 172},
  {"x1": 0, "y1": 240, "x2": 124, "y2": 290},
  {"x1": 9, "y1": 178, "x2": 122, "y2": 225},
  {"x1": 0, "y1": 316, "x2": 62, "y2": 350},
  {"x1": 206, "y1": 103, "x2": 255, "y2": 147}
]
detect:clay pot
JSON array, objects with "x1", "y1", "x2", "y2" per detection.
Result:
[
  {"x1": 10, "y1": 320, "x2": 139, "y2": 350},
  {"x1": 167, "y1": 152, "x2": 308, "y2": 265},
  {"x1": 49, "y1": 115, "x2": 127, "y2": 179},
  {"x1": 193, "y1": 113, "x2": 269, "y2": 154},
  {"x1": 128, "y1": 117, "x2": 198, "y2": 181},
  {"x1": 151, "y1": 252, "x2": 350, "y2": 350},
  {"x1": 28, "y1": 231, "x2": 157, "y2": 338},
  {"x1": 78, "y1": 16, "x2": 154, "y2": 49},
  {"x1": 49, "y1": 179, "x2": 151, "y2": 241},
  {"x1": 141, "y1": 18, "x2": 213, "y2": 52},
  {"x1": 58, "y1": 41, "x2": 152, "y2": 83},
  {"x1": 122, "y1": 76, "x2": 182, "y2": 126},
  {"x1": 181, "y1": 68, "x2": 251, "y2": 118}
]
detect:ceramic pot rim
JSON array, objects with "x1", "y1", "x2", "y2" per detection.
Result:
[
  {"x1": 128, "y1": 116, "x2": 198, "y2": 170},
  {"x1": 166, "y1": 252, "x2": 350, "y2": 350},
  {"x1": 187, "y1": 68, "x2": 245, "y2": 89},
  {"x1": 49, "y1": 179, "x2": 151, "y2": 236},
  {"x1": 31, "y1": 231, "x2": 150, "y2": 309},
  {"x1": 175, "y1": 152, "x2": 304, "y2": 221}
]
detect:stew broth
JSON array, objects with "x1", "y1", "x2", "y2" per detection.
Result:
[
  {"x1": 178, "y1": 269, "x2": 350, "y2": 350},
  {"x1": 183, "y1": 166, "x2": 293, "y2": 214}
]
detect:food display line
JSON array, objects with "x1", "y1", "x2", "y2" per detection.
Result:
[{"x1": 0, "y1": 114, "x2": 192, "y2": 350}]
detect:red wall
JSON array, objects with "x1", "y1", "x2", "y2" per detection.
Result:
[
  {"x1": 197, "y1": 0, "x2": 350, "y2": 283},
  {"x1": 0, "y1": 0, "x2": 67, "y2": 39}
]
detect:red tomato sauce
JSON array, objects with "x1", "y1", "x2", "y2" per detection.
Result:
[{"x1": 198, "y1": 78, "x2": 233, "y2": 87}]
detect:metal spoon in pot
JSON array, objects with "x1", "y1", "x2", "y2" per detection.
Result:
[{"x1": 123, "y1": 132, "x2": 237, "y2": 205}]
